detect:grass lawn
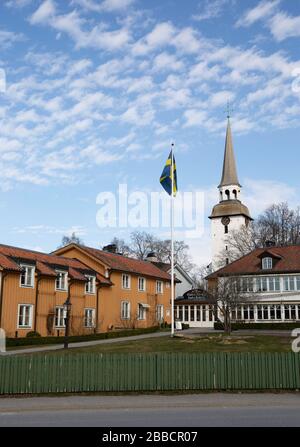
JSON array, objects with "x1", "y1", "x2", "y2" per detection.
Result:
[{"x1": 25, "y1": 333, "x2": 294, "y2": 356}]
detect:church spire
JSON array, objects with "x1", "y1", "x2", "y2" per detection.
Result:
[{"x1": 218, "y1": 117, "x2": 241, "y2": 188}]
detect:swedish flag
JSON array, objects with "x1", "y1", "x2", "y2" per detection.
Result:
[{"x1": 160, "y1": 150, "x2": 178, "y2": 196}]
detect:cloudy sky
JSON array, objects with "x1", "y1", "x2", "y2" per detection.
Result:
[{"x1": 0, "y1": 0, "x2": 300, "y2": 265}]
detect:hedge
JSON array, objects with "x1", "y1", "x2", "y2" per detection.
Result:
[
  {"x1": 214, "y1": 322, "x2": 300, "y2": 331},
  {"x1": 6, "y1": 326, "x2": 160, "y2": 347}
]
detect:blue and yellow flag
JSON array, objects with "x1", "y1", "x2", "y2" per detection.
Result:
[{"x1": 160, "y1": 150, "x2": 178, "y2": 196}]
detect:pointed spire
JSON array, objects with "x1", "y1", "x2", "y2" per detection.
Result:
[{"x1": 218, "y1": 118, "x2": 241, "y2": 188}]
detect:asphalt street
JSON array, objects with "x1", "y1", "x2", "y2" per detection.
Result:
[{"x1": 0, "y1": 393, "x2": 300, "y2": 427}]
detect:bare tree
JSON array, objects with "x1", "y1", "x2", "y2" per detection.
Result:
[
  {"x1": 209, "y1": 277, "x2": 246, "y2": 334},
  {"x1": 60, "y1": 232, "x2": 84, "y2": 247},
  {"x1": 189, "y1": 265, "x2": 210, "y2": 289},
  {"x1": 256, "y1": 202, "x2": 300, "y2": 246},
  {"x1": 129, "y1": 231, "x2": 194, "y2": 272},
  {"x1": 130, "y1": 231, "x2": 159, "y2": 260}
]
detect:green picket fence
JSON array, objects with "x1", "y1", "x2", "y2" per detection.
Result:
[{"x1": 0, "y1": 352, "x2": 299, "y2": 394}]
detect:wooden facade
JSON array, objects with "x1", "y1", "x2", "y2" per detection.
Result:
[{"x1": 0, "y1": 243, "x2": 172, "y2": 338}]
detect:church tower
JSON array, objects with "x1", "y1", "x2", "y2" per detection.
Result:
[{"x1": 209, "y1": 116, "x2": 252, "y2": 271}]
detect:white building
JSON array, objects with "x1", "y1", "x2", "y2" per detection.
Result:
[
  {"x1": 209, "y1": 117, "x2": 252, "y2": 271},
  {"x1": 146, "y1": 253, "x2": 194, "y2": 298},
  {"x1": 207, "y1": 245, "x2": 300, "y2": 324}
]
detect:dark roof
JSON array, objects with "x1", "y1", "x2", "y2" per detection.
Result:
[
  {"x1": 207, "y1": 245, "x2": 300, "y2": 279},
  {"x1": 58, "y1": 244, "x2": 172, "y2": 281},
  {"x1": 0, "y1": 243, "x2": 111, "y2": 285},
  {"x1": 209, "y1": 200, "x2": 252, "y2": 220}
]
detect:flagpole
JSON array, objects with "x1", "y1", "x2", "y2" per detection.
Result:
[{"x1": 171, "y1": 143, "x2": 175, "y2": 337}]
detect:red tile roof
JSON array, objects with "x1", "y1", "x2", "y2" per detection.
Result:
[
  {"x1": 207, "y1": 245, "x2": 300, "y2": 278},
  {"x1": 75, "y1": 245, "x2": 171, "y2": 280},
  {"x1": 0, "y1": 243, "x2": 110, "y2": 284}
]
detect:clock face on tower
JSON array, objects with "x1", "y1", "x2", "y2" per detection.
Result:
[{"x1": 222, "y1": 217, "x2": 231, "y2": 226}]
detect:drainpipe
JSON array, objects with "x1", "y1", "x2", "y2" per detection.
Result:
[
  {"x1": 96, "y1": 283, "x2": 101, "y2": 333},
  {"x1": 63, "y1": 279, "x2": 74, "y2": 349},
  {"x1": 0, "y1": 271, "x2": 8, "y2": 329},
  {"x1": 34, "y1": 275, "x2": 42, "y2": 333}
]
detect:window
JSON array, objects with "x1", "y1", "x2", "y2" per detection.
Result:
[
  {"x1": 122, "y1": 274, "x2": 131, "y2": 289},
  {"x1": 284, "y1": 276, "x2": 296, "y2": 292},
  {"x1": 138, "y1": 304, "x2": 146, "y2": 320},
  {"x1": 55, "y1": 307, "x2": 65, "y2": 328},
  {"x1": 262, "y1": 257, "x2": 273, "y2": 270},
  {"x1": 156, "y1": 305, "x2": 164, "y2": 322},
  {"x1": 121, "y1": 301, "x2": 130, "y2": 320},
  {"x1": 55, "y1": 271, "x2": 68, "y2": 291},
  {"x1": 84, "y1": 308, "x2": 95, "y2": 327},
  {"x1": 18, "y1": 304, "x2": 33, "y2": 328},
  {"x1": 20, "y1": 265, "x2": 35, "y2": 288},
  {"x1": 224, "y1": 225, "x2": 229, "y2": 234},
  {"x1": 85, "y1": 275, "x2": 96, "y2": 294},
  {"x1": 138, "y1": 277, "x2": 146, "y2": 292},
  {"x1": 240, "y1": 277, "x2": 254, "y2": 292},
  {"x1": 269, "y1": 277, "x2": 280, "y2": 292},
  {"x1": 156, "y1": 280, "x2": 163, "y2": 294}
]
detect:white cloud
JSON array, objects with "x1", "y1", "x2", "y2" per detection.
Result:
[
  {"x1": 184, "y1": 109, "x2": 208, "y2": 127},
  {"x1": 72, "y1": 0, "x2": 135, "y2": 12},
  {"x1": 269, "y1": 12, "x2": 300, "y2": 41},
  {"x1": 153, "y1": 52, "x2": 183, "y2": 72},
  {"x1": 30, "y1": 2, "x2": 131, "y2": 51},
  {"x1": 5, "y1": 0, "x2": 32, "y2": 7},
  {"x1": 132, "y1": 22, "x2": 176, "y2": 55},
  {"x1": 101, "y1": 0, "x2": 135, "y2": 11},
  {"x1": 236, "y1": 0, "x2": 280, "y2": 27},
  {"x1": 209, "y1": 90, "x2": 235, "y2": 108},
  {"x1": 193, "y1": 0, "x2": 228, "y2": 22},
  {"x1": 243, "y1": 179, "x2": 298, "y2": 216},
  {"x1": 0, "y1": 29, "x2": 24, "y2": 48},
  {"x1": 29, "y1": 0, "x2": 56, "y2": 25},
  {"x1": 81, "y1": 145, "x2": 122, "y2": 165}
]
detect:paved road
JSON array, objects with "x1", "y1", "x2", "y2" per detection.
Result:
[{"x1": 0, "y1": 394, "x2": 300, "y2": 427}]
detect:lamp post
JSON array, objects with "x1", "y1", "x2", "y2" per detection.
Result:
[{"x1": 63, "y1": 299, "x2": 72, "y2": 349}]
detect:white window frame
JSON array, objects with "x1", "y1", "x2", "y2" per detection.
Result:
[
  {"x1": 17, "y1": 304, "x2": 33, "y2": 329},
  {"x1": 138, "y1": 277, "x2": 146, "y2": 292},
  {"x1": 156, "y1": 304, "x2": 164, "y2": 322},
  {"x1": 84, "y1": 308, "x2": 95, "y2": 328},
  {"x1": 20, "y1": 264, "x2": 35, "y2": 288},
  {"x1": 55, "y1": 306, "x2": 66, "y2": 328},
  {"x1": 137, "y1": 304, "x2": 146, "y2": 320},
  {"x1": 262, "y1": 257, "x2": 273, "y2": 270},
  {"x1": 122, "y1": 274, "x2": 131, "y2": 290},
  {"x1": 55, "y1": 270, "x2": 68, "y2": 291},
  {"x1": 156, "y1": 280, "x2": 163, "y2": 294},
  {"x1": 85, "y1": 275, "x2": 96, "y2": 294},
  {"x1": 121, "y1": 301, "x2": 131, "y2": 320}
]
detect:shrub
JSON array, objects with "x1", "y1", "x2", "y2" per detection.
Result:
[
  {"x1": 7, "y1": 326, "x2": 160, "y2": 348},
  {"x1": 214, "y1": 322, "x2": 300, "y2": 331},
  {"x1": 26, "y1": 331, "x2": 41, "y2": 338}
]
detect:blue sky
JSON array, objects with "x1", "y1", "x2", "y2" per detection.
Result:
[{"x1": 0, "y1": 0, "x2": 300, "y2": 265}]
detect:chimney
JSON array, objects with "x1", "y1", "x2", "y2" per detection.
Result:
[
  {"x1": 103, "y1": 244, "x2": 117, "y2": 254},
  {"x1": 146, "y1": 252, "x2": 158, "y2": 263},
  {"x1": 265, "y1": 240, "x2": 276, "y2": 248}
]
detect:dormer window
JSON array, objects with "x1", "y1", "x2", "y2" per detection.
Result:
[
  {"x1": 262, "y1": 257, "x2": 273, "y2": 270},
  {"x1": 20, "y1": 264, "x2": 35, "y2": 288},
  {"x1": 55, "y1": 271, "x2": 68, "y2": 291},
  {"x1": 85, "y1": 275, "x2": 96, "y2": 294}
]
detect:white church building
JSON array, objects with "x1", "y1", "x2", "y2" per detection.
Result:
[{"x1": 209, "y1": 116, "x2": 252, "y2": 271}]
